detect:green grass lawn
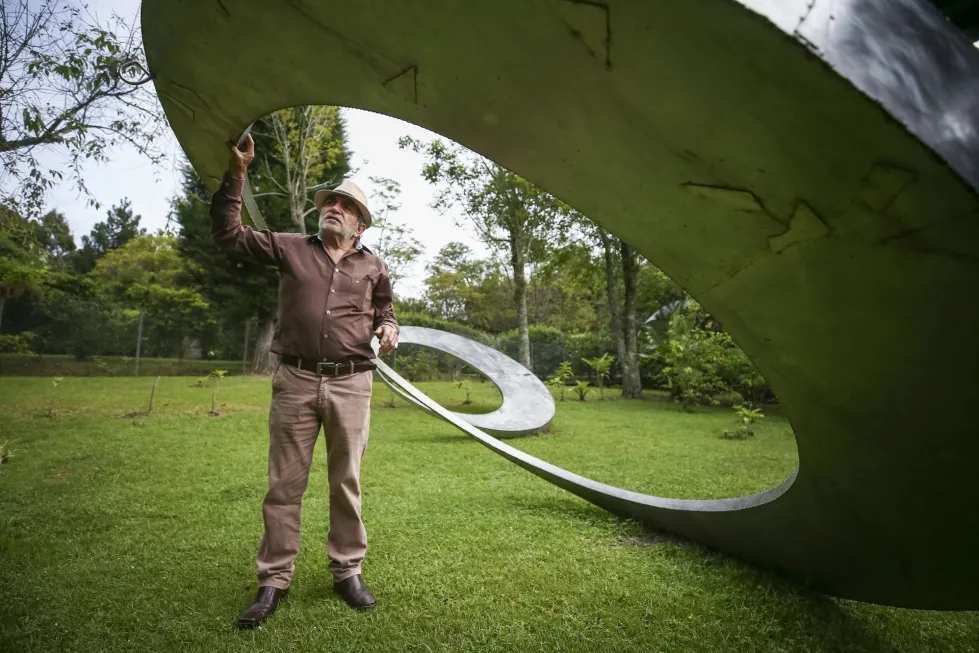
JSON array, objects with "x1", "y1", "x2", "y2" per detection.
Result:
[{"x1": 1, "y1": 375, "x2": 977, "y2": 652}]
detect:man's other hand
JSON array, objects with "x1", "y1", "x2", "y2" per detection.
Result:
[
  {"x1": 228, "y1": 133, "x2": 255, "y2": 178},
  {"x1": 375, "y1": 325, "x2": 398, "y2": 355}
]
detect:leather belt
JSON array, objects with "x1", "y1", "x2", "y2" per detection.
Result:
[{"x1": 280, "y1": 355, "x2": 375, "y2": 377}]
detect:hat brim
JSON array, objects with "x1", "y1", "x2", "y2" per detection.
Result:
[{"x1": 313, "y1": 189, "x2": 372, "y2": 228}]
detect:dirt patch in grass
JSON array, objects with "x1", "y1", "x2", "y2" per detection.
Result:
[{"x1": 42, "y1": 467, "x2": 72, "y2": 483}]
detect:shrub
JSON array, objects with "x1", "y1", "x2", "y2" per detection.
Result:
[
  {"x1": 498, "y1": 324, "x2": 570, "y2": 379},
  {"x1": 564, "y1": 331, "x2": 614, "y2": 378},
  {"x1": 394, "y1": 347, "x2": 441, "y2": 382},
  {"x1": 0, "y1": 332, "x2": 35, "y2": 354},
  {"x1": 208, "y1": 369, "x2": 227, "y2": 416},
  {"x1": 573, "y1": 380, "x2": 591, "y2": 402},
  {"x1": 641, "y1": 301, "x2": 774, "y2": 408},
  {"x1": 581, "y1": 353, "x2": 614, "y2": 400},
  {"x1": 722, "y1": 404, "x2": 765, "y2": 439},
  {"x1": 398, "y1": 312, "x2": 495, "y2": 346},
  {"x1": 454, "y1": 379, "x2": 472, "y2": 405},
  {"x1": 546, "y1": 360, "x2": 574, "y2": 401}
]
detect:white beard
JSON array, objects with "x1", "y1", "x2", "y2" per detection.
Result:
[{"x1": 320, "y1": 218, "x2": 356, "y2": 241}]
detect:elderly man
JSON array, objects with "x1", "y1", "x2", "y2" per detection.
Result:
[{"x1": 210, "y1": 133, "x2": 399, "y2": 628}]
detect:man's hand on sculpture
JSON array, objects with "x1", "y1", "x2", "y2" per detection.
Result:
[
  {"x1": 228, "y1": 133, "x2": 255, "y2": 178},
  {"x1": 375, "y1": 325, "x2": 399, "y2": 355}
]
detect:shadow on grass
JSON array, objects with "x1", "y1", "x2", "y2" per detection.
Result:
[{"x1": 509, "y1": 494, "x2": 904, "y2": 653}]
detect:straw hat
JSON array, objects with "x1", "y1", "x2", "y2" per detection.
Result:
[{"x1": 313, "y1": 180, "x2": 372, "y2": 227}]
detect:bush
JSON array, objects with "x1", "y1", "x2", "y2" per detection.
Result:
[
  {"x1": 498, "y1": 324, "x2": 570, "y2": 378},
  {"x1": 0, "y1": 332, "x2": 35, "y2": 354},
  {"x1": 398, "y1": 312, "x2": 495, "y2": 346},
  {"x1": 564, "y1": 331, "x2": 614, "y2": 378},
  {"x1": 393, "y1": 347, "x2": 441, "y2": 382},
  {"x1": 640, "y1": 301, "x2": 774, "y2": 409}
]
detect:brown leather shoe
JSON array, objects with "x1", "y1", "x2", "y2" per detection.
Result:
[
  {"x1": 333, "y1": 574, "x2": 376, "y2": 610},
  {"x1": 237, "y1": 586, "x2": 289, "y2": 629}
]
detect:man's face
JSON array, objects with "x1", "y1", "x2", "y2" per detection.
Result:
[{"x1": 319, "y1": 194, "x2": 366, "y2": 240}]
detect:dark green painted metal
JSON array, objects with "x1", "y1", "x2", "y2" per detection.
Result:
[{"x1": 142, "y1": 0, "x2": 979, "y2": 608}]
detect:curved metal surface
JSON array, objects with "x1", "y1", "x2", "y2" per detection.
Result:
[
  {"x1": 142, "y1": 0, "x2": 979, "y2": 608},
  {"x1": 383, "y1": 326, "x2": 555, "y2": 437}
]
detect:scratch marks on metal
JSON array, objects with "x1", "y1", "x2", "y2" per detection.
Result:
[
  {"x1": 383, "y1": 65, "x2": 419, "y2": 104},
  {"x1": 170, "y1": 80, "x2": 213, "y2": 112},
  {"x1": 556, "y1": 0, "x2": 612, "y2": 70},
  {"x1": 856, "y1": 162, "x2": 917, "y2": 214},
  {"x1": 769, "y1": 201, "x2": 830, "y2": 253},
  {"x1": 284, "y1": 0, "x2": 400, "y2": 78},
  {"x1": 682, "y1": 182, "x2": 767, "y2": 213},
  {"x1": 157, "y1": 89, "x2": 196, "y2": 122}
]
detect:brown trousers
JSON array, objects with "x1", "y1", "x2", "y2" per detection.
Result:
[{"x1": 256, "y1": 361, "x2": 373, "y2": 588}]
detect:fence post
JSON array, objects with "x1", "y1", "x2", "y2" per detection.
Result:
[{"x1": 134, "y1": 309, "x2": 145, "y2": 377}]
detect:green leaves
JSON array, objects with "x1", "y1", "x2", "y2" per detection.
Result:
[
  {"x1": 2, "y1": 1, "x2": 163, "y2": 216},
  {"x1": 573, "y1": 380, "x2": 592, "y2": 401}
]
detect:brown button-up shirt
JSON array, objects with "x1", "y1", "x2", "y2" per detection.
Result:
[{"x1": 210, "y1": 174, "x2": 398, "y2": 363}]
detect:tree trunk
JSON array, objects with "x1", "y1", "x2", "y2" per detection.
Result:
[
  {"x1": 241, "y1": 317, "x2": 251, "y2": 375},
  {"x1": 511, "y1": 237, "x2": 532, "y2": 370},
  {"x1": 620, "y1": 242, "x2": 643, "y2": 399},
  {"x1": 252, "y1": 315, "x2": 278, "y2": 375},
  {"x1": 600, "y1": 232, "x2": 627, "y2": 385},
  {"x1": 0, "y1": 296, "x2": 5, "y2": 333}
]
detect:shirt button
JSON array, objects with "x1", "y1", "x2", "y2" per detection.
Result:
[
  {"x1": 331, "y1": 289, "x2": 335, "y2": 293},
  {"x1": 323, "y1": 334, "x2": 328, "y2": 339},
  {"x1": 326, "y1": 310, "x2": 331, "y2": 315}
]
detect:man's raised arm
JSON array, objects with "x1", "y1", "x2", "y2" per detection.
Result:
[{"x1": 210, "y1": 133, "x2": 285, "y2": 265}]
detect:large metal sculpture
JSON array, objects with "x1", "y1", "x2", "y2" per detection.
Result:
[
  {"x1": 376, "y1": 327, "x2": 555, "y2": 437},
  {"x1": 142, "y1": 0, "x2": 979, "y2": 608}
]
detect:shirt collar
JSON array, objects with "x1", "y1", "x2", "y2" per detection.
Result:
[{"x1": 308, "y1": 233, "x2": 371, "y2": 254}]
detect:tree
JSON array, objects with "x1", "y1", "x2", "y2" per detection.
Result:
[
  {"x1": 620, "y1": 241, "x2": 642, "y2": 398},
  {"x1": 173, "y1": 163, "x2": 277, "y2": 366},
  {"x1": 34, "y1": 271, "x2": 134, "y2": 360},
  {"x1": 73, "y1": 198, "x2": 146, "y2": 273},
  {"x1": 402, "y1": 137, "x2": 572, "y2": 369},
  {"x1": 424, "y1": 242, "x2": 489, "y2": 322},
  {"x1": 0, "y1": 0, "x2": 163, "y2": 216},
  {"x1": 527, "y1": 238, "x2": 604, "y2": 334},
  {"x1": 365, "y1": 176, "x2": 422, "y2": 289},
  {"x1": 0, "y1": 257, "x2": 43, "y2": 333},
  {"x1": 0, "y1": 205, "x2": 45, "y2": 332},
  {"x1": 89, "y1": 233, "x2": 211, "y2": 358},
  {"x1": 595, "y1": 227, "x2": 627, "y2": 385},
  {"x1": 33, "y1": 210, "x2": 76, "y2": 269},
  {"x1": 250, "y1": 106, "x2": 351, "y2": 235},
  {"x1": 243, "y1": 106, "x2": 352, "y2": 373}
]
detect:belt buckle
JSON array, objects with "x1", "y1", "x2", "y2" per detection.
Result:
[{"x1": 316, "y1": 361, "x2": 355, "y2": 377}]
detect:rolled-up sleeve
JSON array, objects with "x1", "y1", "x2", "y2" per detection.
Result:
[
  {"x1": 372, "y1": 263, "x2": 399, "y2": 333},
  {"x1": 210, "y1": 173, "x2": 285, "y2": 265}
]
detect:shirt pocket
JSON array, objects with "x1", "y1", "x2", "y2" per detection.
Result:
[{"x1": 347, "y1": 273, "x2": 375, "y2": 312}]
